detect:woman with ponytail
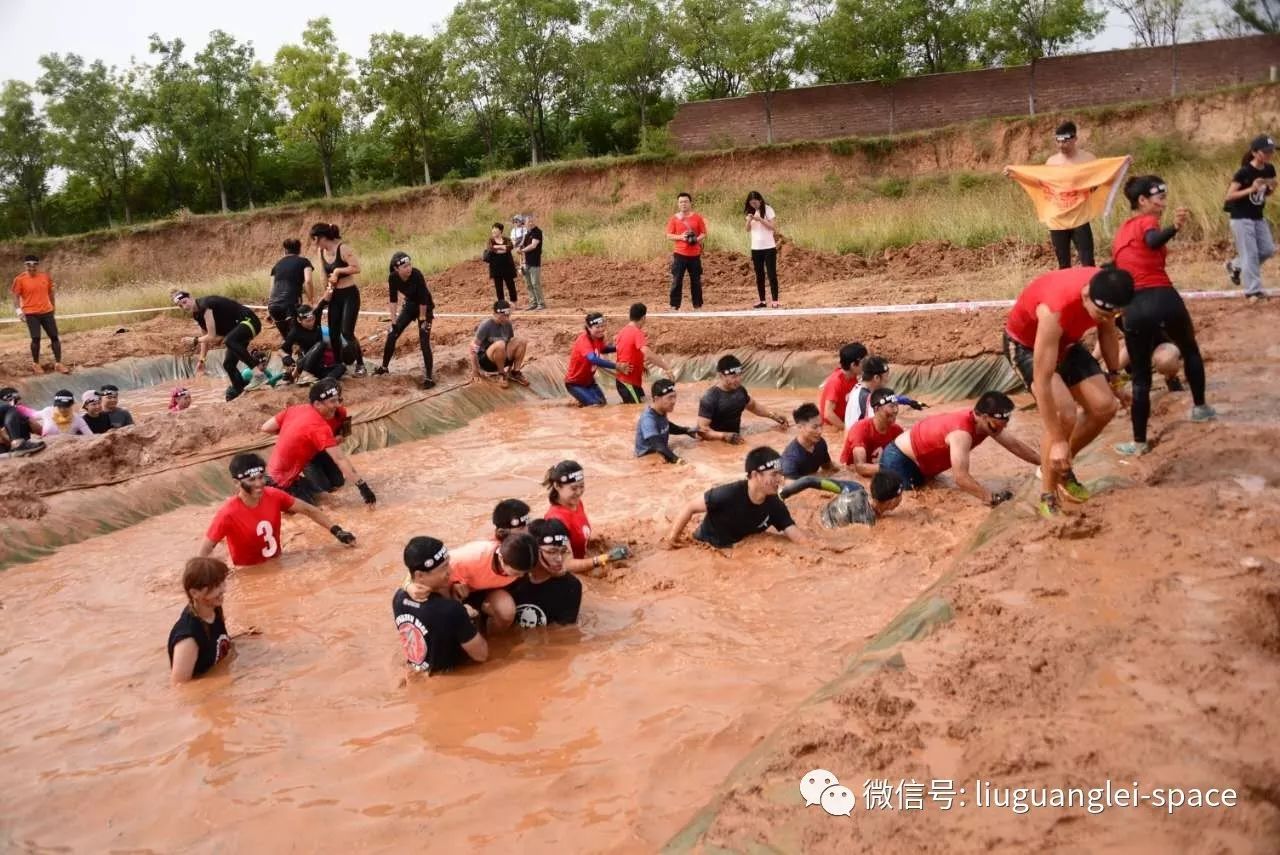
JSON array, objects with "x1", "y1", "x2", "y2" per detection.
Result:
[
  {"x1": 1223, "y1": 134, "x2": 1277, "y2": 303},
  {"x1": 309, "y1": 222, "x2": 368, "y2": 376}
]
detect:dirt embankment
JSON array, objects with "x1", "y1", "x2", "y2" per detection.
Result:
[{"x1": 1, "y1": 85, "x2": 1274, "y2": 287}]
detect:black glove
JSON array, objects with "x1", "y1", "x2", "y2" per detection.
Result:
[
  {"x1": 989, "y1": 490, "x2": 1014, "y2": 507},
  {"x1": 281, "y1": 354, "x2": 295, "y2": 368},
  {"x1": 607, "y1": 545, "x2": 632, "y2": 561},
  {"x1": 725, "y1": 432, "x2": 744, "y2": 445},
  {"x1": 357, "y1": 480, "x2": 376, "y2": 504},
  {"x1": 895, "y1": 395, "x2": 928, "y2": 410},
  {"x1": 330, "y1": 524, "x2": 356, "y2": 545}
]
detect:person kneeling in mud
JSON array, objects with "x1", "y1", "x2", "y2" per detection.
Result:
[
  {"x1": 394, "y1": 537, "x2": 489, "y2": 674},
  {"x1": 261, "y1": 380, "x2": 377, "y2": 506},
  {"x1": 666, "y1": 446, "x2": 808, "y2": 548},
  {"x1": 508, "y1": 518, "x2": 584, "y2": 627},
  {"x1": 778, "y1": 402, "x2": 861, "y2": 496}
]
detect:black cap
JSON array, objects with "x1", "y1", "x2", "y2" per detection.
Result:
[
  {"x1": 404, "y1": 536, "x2": 449, "y2": 571},
  {"x1": 716, "y1": 354, "x2": 743, "y2": 374},
  {"x1": 1250, "y1": 134, "x2": 1276, "y2": 153},
  {"x1": 0, "y1": 387, "x2": 20, "y2": 403},
  {"x1": 23, "y1": 254, "x2": 38, "y2": 263},
  {"x1": 870, "y1": 388, "x2": 898, "y2": 408},
  {"x1": 585, "y1": 312, "x2": 605, "y2": 328},
  {"x1": 1088, "y1": 268, "x2": 1135, "y2": 311},
  {"x1": 651, "y1": 378, "x2": 676, "y2": 398},
  {"x1": 52, "y1": 389, "x2": 74, "y2": 406},
  {"x1": 494, "y1": 299, "x2": 511, "y2": 313},
  {"x1": 309, "y1": 379, "x2": 341, "y2": 403},
  {"x1": 296, "y1": 303, "x2": 315, "y2": 319}
]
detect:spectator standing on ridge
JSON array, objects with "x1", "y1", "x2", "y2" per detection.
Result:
[
  {"x1": 519, "y1": 213, "x2": 547, "y2": 310},
  {"x1": 486, "y1": 222, "x2": 519, "y2": 305},
  {"x1": 11, "y1": 254, "x2": 67, "y2": 375},
  {"x1": 744, "y1": 191, "x2": 780, "y2": 308},
  {"x1": 667, "y1": 192, "x2": 707, "y2": 310},
  {"x1": 1044, "y1": 120, "x2": 1098, "y2": 268}
]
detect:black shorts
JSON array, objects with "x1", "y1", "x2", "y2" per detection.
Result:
[
  {"x1": 477, "y1": 351, "x2": 499, "y2": 373},
  {"x1": 1003, "y1": 332, "x2": 1102, "y2": 392}
]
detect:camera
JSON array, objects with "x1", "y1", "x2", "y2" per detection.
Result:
[{"x1": 684, "y1": 230, "x2": 698, "y2": 245}]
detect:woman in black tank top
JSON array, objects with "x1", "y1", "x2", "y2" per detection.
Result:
[{"x1": 310, "y1": 222, "x2": 367, "y2": 375}]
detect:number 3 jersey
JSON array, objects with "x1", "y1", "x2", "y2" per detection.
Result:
[{"x1": 205, "y1": 486, "x2": 297, "y2": 566}]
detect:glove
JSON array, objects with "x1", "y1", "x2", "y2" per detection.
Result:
[
  {"x1": 895, "y1": 395, "x2": 928, "y2": 410},
  {"x1": 989, "y1": 490, "x2": 1014, "y2": 507},
  {"x1": 281, "y1": 354, "x2": 295, "y2": 368},
  {"x1": 607, "y1": 545, "x2": 632, "y2": 562},
  {"x1": 330, "y1": 524, "x2": 356, "y2": 545},
  {"x1": 357, "y1": 479, "x2": 376, "y2": 504},
  {"x1": 725, "y1": 432, "x2": 744, "y2": 445}
]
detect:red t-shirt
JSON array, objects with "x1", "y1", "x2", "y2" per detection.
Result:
[
  {"x1": 11, "y1": 271, "x2": 54, "y2": 315},
  {"x1": 205, "y1": 486, "x2": 296, "y2": 566},
  {"x1": 545, "y1": 500, "x2": 591, "y2": 559},
  {"x1": 565, "y1": 331, "x2": 607, "y2": 387},
  {"x1": 1112, "y1": 214, "x2": 1172, "y2": 290},
  {"x1": 322, "y1": 405, "x2": 349, "y2": 436},
  {"x1": 840, "y1": 418, "x2": 904, "y2": 466},
  {"x1": 268, "y1": 404, "x2": 339, "y2": 487},
  {"x1": 908, "y1": 410, "x2": 986, "y2": 479},
  {"x1": 667, "y1": 213, "x2": 707, "y2": 257},
  {"x1": 1005, "y1": 267, "x2": 1100, "y2": 357},
  {"x1": 818, "y1": 367, "x2": 856, "y2": 426},
  {"x1": 614, "y1": 324, "x2": 646, "y2": 387}
]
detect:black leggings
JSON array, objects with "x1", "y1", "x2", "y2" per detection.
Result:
[
  {"x1": 1049, "y1": 224, "x2": 1095, "y2": 268},
  {"x1": 1122, "y1": 286, "x2": 1206, "y2": 443},
  {"x1": 752, "y1": 248, "x2": 779, "y2": 302},
  {"x1": 297, "y1": 340, "x2": 345, "y2": 380},
  {"x1": 223, "y1": 317, "x2": 262, "y2": 392},
  {"x1": 382, "y1": 303, "x2": 433, "y2": 378},
  {"x1": 267, "y1": 303, "x2": 295, "y2": 340},
  {"x1": 25, "y1": 312, "x2": 61, "y2": 362},
  {"x1": 492, "y1": 270, "x2": 517, "y2": 302},
  {"x1": 326, "y1": 287, "x2": 364, "y2": 367},
  {"x1": 1, "y1": 403, "x2": 32, "y2": 442}
]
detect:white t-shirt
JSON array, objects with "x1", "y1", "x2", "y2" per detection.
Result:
[
  {"x1": 37, "y1": 406, "x2": 92, "y2": 436},
  {"x1": 748, "y1": 205, "x2": 777, "y2": 251},
  {"x1": 842, "y1": 382, "x2": 875, "y2": 433}
]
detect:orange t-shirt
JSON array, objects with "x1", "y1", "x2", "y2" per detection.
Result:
[
  {"x1": 11, "y1": 271, "x2": 54, "y2": 315},
  {"x1": 449, "y1": 540, "x2": 516, "y2": 591}
]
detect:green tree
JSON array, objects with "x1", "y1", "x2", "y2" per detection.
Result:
[
  {"x1": 0, "y1": 81, "x2": 51, "y2": 235},
  {"x1": 976, "y1": 0, "x2": 1106, "y2": 65},
  {"x1": 1105, "y1": 0, "x2": 1193, "y2": 45},
  {"x1": 667, "y1": 0, "x2": 756, "y2": 99},
  {"x1": 134, "y1": 36, "x2": 197, "y2": 213},
  {"x1": 807, "y1": 0, "x2": 911, "y2": 82},
  {"x1": 360, "y1": 32, "x2": 450, "y2": 185},
  {"x1": 191, "y1": 31, "x2": 259, "y2": 212},
  {"x1": 499, "y1": 0, "x2": 582, "y2": 164},
  {"x1": 585, "y1": 0, "x2": 675, "y2": 134},
  {"x1": 442, "y1": 4, "x2": 509, "y2": 165},
  {"x1": 744, "y1": 1, "x2": 801, "y2": 144},
  {"x1": 232, "y1": 62, "x2": 280, "y2": 210},
  {"x1": 274, "y1": 18, "x2": 356, "y2": 197},
  {"x1": 1227, "y1": 0, "x2": 1279, "y2": 32},
  {"x1": 37, "y1": 54, "x2": 136, "y2": 226}
]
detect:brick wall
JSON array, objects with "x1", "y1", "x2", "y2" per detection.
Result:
[{"x1": 670, "y1": 35, "x2": 1280, "y2": 150}]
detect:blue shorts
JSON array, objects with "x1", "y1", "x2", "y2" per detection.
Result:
[
  {"x1": 567, "y1": 382, "x2": 606, "y2": 407},
  {"x1": 878, "y1": 443, "x2": 926, "y2": 490}
]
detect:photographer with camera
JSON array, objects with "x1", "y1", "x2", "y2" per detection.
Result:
[{"x1": 666, "y1": 191, "x2": 707, "y2": 310}]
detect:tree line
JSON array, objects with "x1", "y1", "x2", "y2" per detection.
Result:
[{"x1": 0, "y1": 0, "x2": 1274, "y2": 240}]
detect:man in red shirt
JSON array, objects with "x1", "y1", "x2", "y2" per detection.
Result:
[
  {"x1": 667, "y1": 192, "x2": 708, "y2": 310},
  {"x1": 199, "y1": 453, "x2": 357, "y2": 566},
  {"x1": 564, "y1": 312, "x2": 631, "y2": 407},
  {"x1": 818, "y1": 342, "x2": 866, "y2": 430},
  {"x1": 841, "y1": 387, "x2": 904, "y2": 475},
  {"x1": 1003, "y1": 266, "x2": 1133, "y2": 517},
  {"x1": 11, "y1": 254, "x2": 67, "y2": 375},
  {"x1": 879, "y1": 391, "x2": 1039, "y2": 506},
  {"x1": 260, "y1": 379, "x2": 377, "y2": 505},
  {"x1": 613, "y1": 302, "x2": 673, "y2": 404}
]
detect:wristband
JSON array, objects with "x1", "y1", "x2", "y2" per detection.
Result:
[{"x1": 330, "y1": 524, "x2": 342, "y2": 535}]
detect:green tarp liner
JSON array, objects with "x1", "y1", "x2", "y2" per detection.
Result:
[{"x1": 1, "y1": 351, "x2": 1020, "y2": 571}]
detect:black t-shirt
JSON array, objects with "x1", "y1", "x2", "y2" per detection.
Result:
[
  {"x1": 694, "y1": 479, "x2": 796, "y2": 548},
  {"x1": 166, "y1": 606, "x2": 231, "y2": 678},
  {"x1": 83, "y1": 411, "x2": 113, "y2": 434},
  {"x1": 194, "y1": 296, "x2": 255, "y2": 336},
  {"x1": 781, "y1": 437, "x2": 831, "y2": 478},
  {"x1": 107, "y1": 408, "x2": 134, "y2": 428},
  {"x1": 387, "y1": 268, "x2": 435, "y2": 315},
  {"x1": 392, "y1": 589, "x2": 479, "y2": 674},
  {"x1": 1226, "y1": 163, "x2": 1276, "y2": 219},
  {"x1": 268, "y1": 255, "x2": 314, "y2": 307},
  {"x1": 508, "y1": 573, "x2": 582, "y2": 626},
  {"x1": 520, "y1": 227, "x2": 544, "y2": 267},
  {"x1": 698, "y1": 385, "x2": 752, "y2": 433}
]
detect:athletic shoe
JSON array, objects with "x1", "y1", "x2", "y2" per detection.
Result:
[
  {"x1": 1190, "y1": 404, "x2": 1217, "y2": 422},
  {"x1": 277, "y1": 375, "x2": 294, "y2": 386},
  {"x1": 353, "y1": 364, "x2": 368, "y2": 378},
  {"x1": 1246, "y1": 293, "x2": 1268, "y2": 304},
  {"x1": 225, "y1": 386, "x2": 244, "y2": 402},
  {"x1": 770, "y1": 301, "x2": 782, "y2": 309},
  {"x1": 1037, "y1": 492, "x2": 1060, "y2": 519},
  {"x1": 373, "y1": 366, "x2": 389, "y2": 376},
  {"x1": 30, "y1": 362, "x2": 43, "y2": 374},
  {"x1": 422, "y1": 378, "x2": 437, "y2": 390},
  {"x1": 752, "y1": 302, "x2": 766, "y2": 309},
  {"x1": 10, "y1": 439, "x2": 45, "y2": 457},
  {"x1": 296, "y1": 371, "x2": 319, "y2": 386},
  {"x1": 1059, "y1": 469, "x2": 1091, "y2": 503},
  {"x1": 243, "y1": 373, "x2": 268, "y2": 392},
  {"x1": 54, "y1": 362, "x2": 69, "y2": 374},
  {"x1": 1115, "y1": 441, "x2": 1150, "y2": 456},
  {"x1": 1225, "y1": 260, "x2": 1241, "y2": 286},
  {"x1": 509, "y1": 369, "x2": 530, "y2": 387},
  {"x1": 1165, "y1": 375, "x2": 1184, "y2": 392}
]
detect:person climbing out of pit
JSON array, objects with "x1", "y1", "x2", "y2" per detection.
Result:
[
  {"x1": 12, "y1": 253, "x2": 68, "y2": 375},
  {"x1": 564, "y1": 312, "x2": 630, "y2": 407},
  {"x1": 261, "y1": 379, "x2": 377, "y2": 506},
  {"x1": 471, "y1": 300, "x2": 529, "y2": 389},
  {"x1": 816, "y1": 471, "x2": 906, "y2": 528},
  {"x1": 393, "y1": 536, "x2": 489, "y2": 675},
  {"x1": 1110, "y1": 174, "x2": 1215, "y2": 457},
  {"x1": 840, "y1": 388, "x2": 905, "y2": 477},
  {"x1": 697, "y1": 354, "x2": 788, "y2": 444},
  {"x1": 666, "y1": 445, "x2": 807, "y2": 548},
  {"x1": 98, "y1": 385, "x2": 134, "y2": 429},
  {"x1": 613, "y1": 302, "x2": 674, "y2": 404},
  {"x1": 0, "y1": 387, "x2": 45, "y2": 457},
  {"x1": 508, "y1": 518, "x2": 583, "y2": 627},
  {"x1": 490, "y1": 498, "x2": 531, "y2": 542},
  {"x1": 542, "y1": 459, "x2": 632, "y2": 573},
  {"x1": 879, "y1": 391, "x2": 1039, "y2": 508},
  {"x1": 377, "y1": 251, "x2": 436, "y2": 389},
  {"x1": 80, "y1": 390, "x2": 113, "y2": 434},
  {"x1": 172, "y1": 289, "x2": 268, "y2": 401},
  {"x1": 817, "y1": 342, "x2": 867, "y2": 430},
  {"x1": 1003, "y1": 265, "x2": 1134, "y2": 517},
  {"x1": 198, "y1": 452, "x2": 356, "y2": 567},
  {"x1": 635, "y1": 379, "x2": 703, "y2": 464},
  {"x1": 277, "y1": 303, "x2": 344, "y2": 385},
  {"x1": 168, "y1": 557, "x2": 235, "y2": 685},
  {"x1": 777, "y1": 402, "x2": 861, "y2": 497},
  {"x1": 436, "y1": 531, "x2": 539, "y2": 634},
  {"x1": 266, "y1": 238, "x2": 315, "y2": 339}
]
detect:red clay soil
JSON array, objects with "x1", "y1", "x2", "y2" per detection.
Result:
[{"x1": 683, "y1": 303, "x2": 1280, "y2": 852}]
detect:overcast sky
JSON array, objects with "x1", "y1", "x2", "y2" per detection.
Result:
[{"x1": 0, "y1": 0, "x2": 1138, "y2": 87}]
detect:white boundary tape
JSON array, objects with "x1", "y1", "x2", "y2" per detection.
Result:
[{"x1": 0, "y1": 289, "x2": 1247, "y2": 326}]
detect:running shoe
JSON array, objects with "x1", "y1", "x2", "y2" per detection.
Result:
[
  {"x1": 1115, "y1": 441, "x2": 1150, "y2": 456},
  {"x1": 509, "y1": 369, "x2": 530, "y2": 387},
  {"x1": 9, "y1": 439, "x2": 45, "y2": 457},
  {"x1": 30, "y1": 362, "x2": 43, "y2": 374},
  {"x1": 225, "y1": 386, "x2": 244, "y2": 402},
  {"x1": 353, "y1": 364, "x2": 368, "y2": 378},
  {"x1": 422, "y1": 378, "x2": 437, "y2": 390},
  {"x1": 373, "y1": 366, "x2": 389, "y2": 376},
  {"x1": 770, "y1": 301, "x2": 782, "y2": 309},
  {"x1": 1037, "y1": 492, "x2": 1060, "y2": 519},
  {"x1": 296, "y1": 371, "x2": 319, "y2": 386},
  {"x1": 1059, "y1": 469, "x2": 1091, "y2": 503},
  {"x1": 1190, "y1": 404, "x2": 1217, "y2": 422},
  {"x1": 54, "y1": 362, "x2": 69, "y2": 374},
  {"x1": 1246, "y1": 293, "x2": 1268, "y2": 304},
  {"x1": 243, "y1": 373, "x2": 268, "y2": 392},
  {"x1": 752, "y1": 302, "x2": 766, "y2": 309},
  {"x1": 1225, "y1": 260, "x2": 1241, "y2": 286},
  {"x1": 1165, "y1": 375, "x2": 1184, "y2": 392}
]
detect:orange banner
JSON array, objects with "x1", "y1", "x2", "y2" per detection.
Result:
[{"x1": 1006, "y1": 156, "x2": 1131, "y2": 230}]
